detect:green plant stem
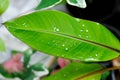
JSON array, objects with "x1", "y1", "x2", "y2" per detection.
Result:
[{"x1": 76, "y1": 66, "x2": 120, "y2": 80}]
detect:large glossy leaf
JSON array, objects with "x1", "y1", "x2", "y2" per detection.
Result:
[
  {"x1": 0, "y1": 0, "x2": 9, "y2": 15},
  {"x1": 67, "y1": 0, "x2": 87, "y2": 8},
  {"x1": 35, "y1": 0, "x2": 62, "y2": 10},
  {"x1": 44, "y1": 62, "x2": 102, "y2": 80},
  {"x1": 0, "y1": 38, "x2": 6, "y2": 52},
  {"x1": 4, "y1": 10, "x2": 120, "y2": 62}
]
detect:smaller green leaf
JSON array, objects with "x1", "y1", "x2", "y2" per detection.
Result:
[
  {"x1": 44, "y1": 62, "x2": 103, "y2": 80},
  {"x1": 67, "y1": 0, "x2": 87, "y2": 8},
  {"x1": 0, "y1": 38, "x2": 6, "y2": 52},
  {"x1": 35, "y1": 0, "x2": 62, "y2": 10},
  {"x1": 0, "y1": 0, "x2": 9, "y2": 15},
  {"x1": 101, "y1": 71, "x2": 110, "y2": 80},
  {"x1": 30, "y1": 63, "x2": 45, "y2": 71},
  {"x1": 4, "y1": 10, "x2": 120, "y2": 61},
  {"x1": 81, "y1": 73, "x2": 101, "y2": 80},
  {"x1": 23, "y1": 49, "x2": 33, "y2": 68},
  {"x1": 24, "y1": 71, "x2": 35, "y2": 80}
]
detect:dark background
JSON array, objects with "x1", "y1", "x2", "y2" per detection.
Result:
[{"x1": 66, "y1": 0, "x2": 120, "y2": 39}]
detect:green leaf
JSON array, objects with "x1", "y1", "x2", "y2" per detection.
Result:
[
  {"x1": 24, "y1": 72, "x2": 35, "y2": 80},
  {"x1": 30, "y1": 63, "x2": 45, "y2": 71},
  {"x1": 101, "y1": 71, "x2": 110, "y2": 80},
  {"x1": 0, "y1": 38, "x2": 6, "y2": 52},
  {"x1": 43, "y1": 62, "x2": 102, "y2": 80},
  {"x1": 23, "y1": 49, "x2": 33, "y2": 68},
  {"x1": 67, "y1": 0, "x2": 87, "y2": 8},
  {"x1": 0, "y1": 66, "x2": 14, "y2": 78},
  {"x1": 81, "y1": 73, "x2": 101, "y2": 80},
  {"x1": 4, "y1": 10, "x2": 120, "y2": 62},
  {"x1": 0, "y1": 0, "x2": 9, "y2": 15},
  {"x1": 36, "y1": 0, "x2": 62, "y2": 10}
]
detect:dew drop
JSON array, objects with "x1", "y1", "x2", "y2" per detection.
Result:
[
  {"x1": 76, "y1": 18, "x2": 80, "y2": 22},
  {"x1": 54, "y1": 27, "x2": 60, "y2": 32},
  {"x1": 95, "y1": 54, "x2": 98, "y2": 57},
  {"x1": 80, "y1": 29, "x2": 83, "y2": 32},
  {"x1": 22, "y1": 23, "x2": 27, "y2": 27},
  {"x1": 65, "y1": 48, "x2": 69, "y2": 51},
  {"x1": 62, "y1": 44, "x2": 65, "y2": 47},
  {"x1": 82, "y1": 24, "x2": 85, "y2": 27},
  {"x1": 86, "y1": 30, "x2": 88, "y2": 32},
  {"x1": 85, "y1": 58, "x2": 96, "y2": 61},
  {"x1": 56, "y1": 28, "x2": 59, "y2": 31},
  {"x1": 96, "y1": 23, "x2": 100, "y2": 25}
]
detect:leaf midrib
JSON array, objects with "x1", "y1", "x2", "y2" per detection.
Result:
[{"x1": 7, "y1": 26, "x2": 120, "y2": 54}]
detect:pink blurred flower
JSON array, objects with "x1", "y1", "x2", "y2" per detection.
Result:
[
  {"x1": 3, "y1": 53, "x2": 24, "y2": 73},
  {"x1": 57, "y1": 58, "x2": 70, "y2": 68},
  {"x1": 51, "y1": 58, "x2": 70, "y2": 74}
]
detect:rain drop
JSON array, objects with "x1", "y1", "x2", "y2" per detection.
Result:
[
  {"x1": 80, "y1": 29, "x2": 83, "y2": 32},
  {"x1": 56, "y1": 28, "x2": 59, "y2": 31},
  {"x1": 76, "y1": 18, "x2": 80, "y2": 22},
  {"x1": 82, "y1": 24, "x2": 85, "y2": 27},
  {"x1": 22, "y1": 23, "x2": 27, "y2": 27},
  {"x1": 54, "y1": 27, "x2": 60, "y2": 32},
  {"x1": 86, "y1": 30, "x2": 88, "y2": 32},
  {"x1": 95, "y1": 54, "x2": 98, "y2": 57},
  {"x1": 65, "y1": 48, "x2": 69, "y2": 51},
  {"x1": 96, "y1": 23, "x2": 100, "y2": 25},
  {"x1": 62, "y1": 44, "x2": 65, "y2": 47}
]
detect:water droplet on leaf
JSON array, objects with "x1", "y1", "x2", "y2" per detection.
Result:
[
  {"x1": 65, "y1": 48, "x2": 69, "y2": 51},
  {"x1": 82, "y1": 24, "x2": 85, "y2": 27},
  {"x1": 76, "y1": 18, "x2": 80, "y2": 22},
  {"x1": 54, "y1": 27, "x2": 59, "y2": 32},
  {"x1": 62, "y1": 44, "x2": 65, "y2": 47},
  {"x1": 80, "y1": 30, "x2": 83, "y2": 32},
  {"x1": 86, "y1": 30, "x2": 88, "y2": 32}
]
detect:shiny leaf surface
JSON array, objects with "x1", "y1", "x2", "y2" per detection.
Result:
[
  {"x1": 36, "y1": 0, "x2": 62, "y2": 10},
  {"x1": 0, "y1": 0, "x2": 9, "y2": 15},
  {"x1": 4, "y1": 10, "x2": 120, "y2": 62},
  {"x1": 44, "y1": 62, "x2": 102, "y2": 80},
  {"x1": 67, "y1": 0, "x2": 87, "y2": 8}
]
